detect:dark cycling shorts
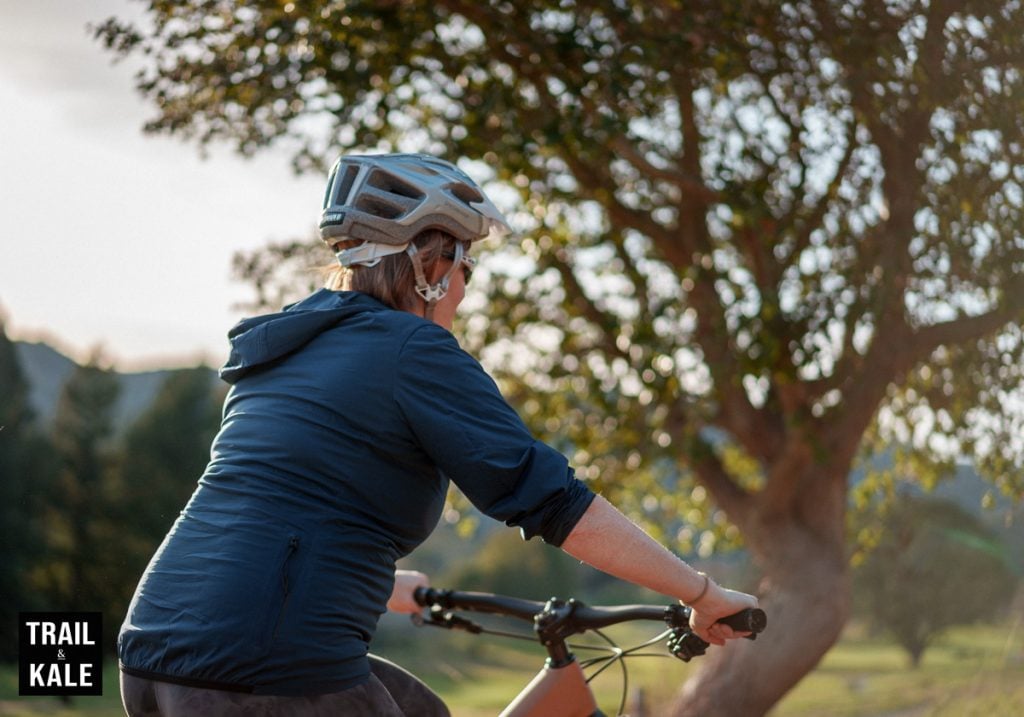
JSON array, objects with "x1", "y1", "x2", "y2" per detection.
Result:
[{"x1": 120, "y1": 655, "x2": 449, "y2": 717}]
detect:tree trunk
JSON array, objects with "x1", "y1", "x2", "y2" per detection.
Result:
[{"x1": 673, "y1": 476, "x2": 851, "y2": 716}]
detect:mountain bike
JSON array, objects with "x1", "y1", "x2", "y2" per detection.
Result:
[{"x1": 413, "y1": 587, "x2": 767, "y2": 717}]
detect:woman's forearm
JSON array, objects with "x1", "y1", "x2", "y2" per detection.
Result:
[
  {"x1": 560, "y1": 495, "x2": 709, "y2": 603},
  {"x1": 560, "y1": 494, "x2": 761, "y2": 646}
]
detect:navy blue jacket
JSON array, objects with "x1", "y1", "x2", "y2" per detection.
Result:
[{"x1": 118, "y1": 290, "x2": 595, "y2": 695}]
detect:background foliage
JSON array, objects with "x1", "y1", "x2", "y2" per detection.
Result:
[
  {"x1": 0, "y1": 320, "x2": 223, "y2": 657},
  {"x1": 852, "y1": 492, "x2": 1017, "y2": 666}
]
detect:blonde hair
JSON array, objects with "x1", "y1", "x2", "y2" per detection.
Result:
[{"x1": 325, "y1": 230, "x2": 465, "y2": 311}]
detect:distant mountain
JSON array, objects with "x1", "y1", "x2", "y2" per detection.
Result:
[
  {"x1": 14, "y1": 341, "x2": 77, "y2": 426},
  {"x1": 14, "y1": 340, "x2": 217, "y2": 435}
]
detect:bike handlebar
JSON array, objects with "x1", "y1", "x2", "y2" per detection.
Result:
[
  {"x1": 413, "y1": 587, "x2": 767, "y2": 636},
  {"x1": 414, "y1": 587, "x2": 545, "y2": 621}
]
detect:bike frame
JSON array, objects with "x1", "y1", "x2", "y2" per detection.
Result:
[{"x1": 500, "y1": 659, "x2": 598, "y2": 717}]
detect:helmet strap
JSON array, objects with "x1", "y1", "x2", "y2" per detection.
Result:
[
  {"x1": 406, "y1": 242, "x2": 463, "y2": 322},
  {"x1": 335, "y1": 241, "x2": 408, "y2": 268}
]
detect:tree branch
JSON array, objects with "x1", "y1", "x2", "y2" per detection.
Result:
[
  {"x1": 546, "y1": 249, "x2": 630, "y2": 363},
  {"x1": 448, "y1": 6, "x2": 678, "y2": 255},
  {"x1": 608, "y1": 230, "x2": 652, "y2": 324},
  {"x1": 666, "y1": 402, "x2": 753, "y2": 526},
  {"x1": 608, "y1": 136, "x2": 721, "y2": 205},
  {"x1": 780, "y1": 117, "x2": 858, "y2": 273},
  {"x1": 910, "y1": 299, "x2": 1024, "y2": 360},
  {"x1": 915, "y1": 0, "x2": 958, "y2": 107},
  {"x1": 824, "y1": 298, "x2": 1024, "y2": 477},
  {"x1": 672, "y1": 64, "x2": 704, "y2": 195},
  {"x1": 667, "y1": 63, "x2": 788, "y2": 465}
]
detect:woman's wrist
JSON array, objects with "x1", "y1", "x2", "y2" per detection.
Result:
[{"x1": 681, "y1": 571, "x2": 715, "y2": 606}]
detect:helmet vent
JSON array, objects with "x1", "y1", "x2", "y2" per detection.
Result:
[
  {"x1": 368, "y1": 169, "x2": 424, "y2": 200},
  {"x1": 448, "y1": 182, "x2": 484, "y2": 205},
  {"x1": 334, "y1": 164, "x2": 360, "y2": 205},
  {"x1": 358, "y1": 195, "x2": 405, "y2": 219}
]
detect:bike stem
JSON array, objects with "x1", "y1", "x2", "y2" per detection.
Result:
[{"x1": 534, "y1": 597, "x2": 584, "y2": 668}]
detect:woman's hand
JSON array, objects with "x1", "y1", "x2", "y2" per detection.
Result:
[
  {"x1": 387, "y1": 570, "x2": 430, "y2": 614},
  {"x1": 687, "y1": 579, "x2": 760, "y2": 646}
]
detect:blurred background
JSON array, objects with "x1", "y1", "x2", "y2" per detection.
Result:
[
  {"x1": 1, "y1": 1, "x2": 1023, "y2": 715},
  {"x1": 0, "y1": 0, "x2": 321, "y2": 369}
]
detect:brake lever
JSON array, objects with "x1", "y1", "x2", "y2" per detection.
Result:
[
  {"x1": 667, "y1": 628, "x2": 708, "y2": 662},
  {"x1": 411, "y1": 606, "x2": 483, "y2": 634}
]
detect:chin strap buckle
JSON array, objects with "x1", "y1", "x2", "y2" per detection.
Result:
[{"x1": 408, "y1": 243, "x2": 465, "y2": 319}]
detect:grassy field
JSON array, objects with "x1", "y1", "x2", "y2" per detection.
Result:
[
  {"x1": 1, "y1": 619, "x2": 1021, "y2": 716},
  {"x1": 769, "y1": 621, "x2": 1024, "y2": 716}
]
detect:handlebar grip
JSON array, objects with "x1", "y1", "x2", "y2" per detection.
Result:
[
  {"x1": 717, "y1": 608, "x2": 767, "y2": 635},
  {"x1": 413, "y1": 586, "x2": 433, "y2": 606}
]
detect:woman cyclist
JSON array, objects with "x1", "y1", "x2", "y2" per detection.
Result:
[{"x1": 118, "y1": 153, "x2": 759, "y2": 716}]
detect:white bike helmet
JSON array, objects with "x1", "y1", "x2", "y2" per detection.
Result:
[{"x1": 319, "y1": 153, "x2": 510, "y2": 317}]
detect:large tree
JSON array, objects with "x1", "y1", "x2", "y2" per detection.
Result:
[{"x1": 96, "y1": 1, "x2": 1024, "y2": 712}]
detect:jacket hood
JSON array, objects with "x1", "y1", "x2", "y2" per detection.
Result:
[{"x1": 220, "y1": 290, "x2": 389, "y2": 384}]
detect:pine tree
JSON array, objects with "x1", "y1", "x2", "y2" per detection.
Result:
[
  {"x1": 30, "y1": 354, "x2": 122, "y2": 652},
  {"x1": 0, "y1": 316, "x2": 55, "y2": 661},
  {"x1": 111, "y1": 367, "x2": 221, "y2": 632}
]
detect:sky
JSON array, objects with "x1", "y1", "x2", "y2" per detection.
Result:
[{"x1": 0, "y1": 0, "x2": 326, "y2": 370}]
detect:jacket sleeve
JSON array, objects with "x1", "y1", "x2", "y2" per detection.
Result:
[{"x1": 393, "y1": 323, "x2": 595, "y2": 545}]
